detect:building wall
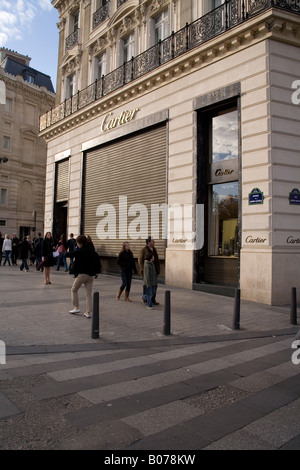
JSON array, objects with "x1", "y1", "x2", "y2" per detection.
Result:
[
  {"x1": 43, "y1": 2, "x2": 300, "y2": 305},
  {"x1": 0, "y1": 69, "x2": 55, "y2": 239}
]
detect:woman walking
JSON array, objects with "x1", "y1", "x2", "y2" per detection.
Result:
[
  {"x1": 2, "y1": 234, "x2": 12, "y2": 266},
  {"x1": 66, "y1": 235, "x2": 95, "y2": 318},
  {"x1": 116, "y1": 241, "x2": 137, "y2": 302},
  {"x1": 42, "y1": 232, "x2": 54, "y2": 285}
]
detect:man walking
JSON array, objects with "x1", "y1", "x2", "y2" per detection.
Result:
[{"x1": 138, "y1": 236, "x2": 160, "y2": 305}]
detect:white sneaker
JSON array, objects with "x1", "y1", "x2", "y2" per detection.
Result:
[
  {"x1": 84, "y1": 313, "x2": 91, "y2": 318},
  {"x1": 69, "y1": 308, "x2": 81, "y2": 314},
  {"x1": 146, "y1": 306, "x2": 153, "y2": 310}
]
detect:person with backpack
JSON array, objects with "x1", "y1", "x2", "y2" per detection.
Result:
[
  {"x1": 66, "y1": 235, "x2": 96, "y2": 318},
  {"x1": 56, "y1": 234, "x2": 68, "y2": 272}
]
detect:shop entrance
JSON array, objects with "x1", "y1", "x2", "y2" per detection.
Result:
[{"x1": 195, "y1": 101, "x2": 240, "y2": 294}]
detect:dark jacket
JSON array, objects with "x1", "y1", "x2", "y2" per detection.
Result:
[
  {"x1": 138, "y1": 245, "x2": 160, "y2": 275},
  {"x1": 117, "y1": 249, "x2": 137, "y2": 273},
  {"x1": 19, "y1": 239, "x2": 32, "y2": 259},
  {"x1": 42, "y1": 237, "x2": 54, "y2": 258},
  {"x1": 66, "y1": 245, "x2": 94, "y2": 276}
]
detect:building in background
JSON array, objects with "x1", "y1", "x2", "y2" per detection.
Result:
[
  {"x1": 39, "y1": 0, "x2": 300, "y2": 305},
  {"x1": 0, "y1": 48, "x2": 55, "y2": 241}
]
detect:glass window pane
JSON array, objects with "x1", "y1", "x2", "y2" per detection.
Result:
[
  {"x1": 208, "y1": 182, "x2": 238, "y2": 257},
  {"x1": 212, "y1": 110, "x2": 238, "y2": 162}
]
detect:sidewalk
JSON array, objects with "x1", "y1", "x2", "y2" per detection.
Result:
[
  {"x1": 1, "y1": 265, "x2": 300, "y2": 451},
  {"x1": 0, "y1": 266, "x2": 298, "y2": 349}
]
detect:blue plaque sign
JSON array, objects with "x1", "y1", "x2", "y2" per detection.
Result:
[
  {"x1": 249, "y1": 188, "x2": 264, "y2": 205},
  {"x1": 289, "y1": 188, "x2": 300, "y2": 205}
]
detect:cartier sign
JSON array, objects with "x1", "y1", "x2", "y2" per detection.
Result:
[
  {"x1": 287, "y1": 236, "x2": 300, "y2": 243},
  {"x1": 215, "y1": 169, "x2": 234, "y2": 176},
  {"x1": 245, "y1": 236, "x2": 267, "y2": 243},
  {"x1": 101, "y1": 108, "x2": 139, "y2": 132}
]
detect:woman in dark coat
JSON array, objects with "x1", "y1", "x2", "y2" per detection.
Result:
[
  {"x1": 42, "y1": 232, "x2": 54, "y2": 285},
  {"x1": 116, "y1": 241, "x2": 137, "y2": 302}
]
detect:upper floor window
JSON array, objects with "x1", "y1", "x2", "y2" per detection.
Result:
[
  {"x1": 0, "y1": 189, "x2": 7, "y2": 205},
  {"x1": 66, "y1": 75, "x2": 74, "y2": 99},
  {"x1": 94, "y1": 53, "x2": 106, "y2": 80},
  {"x1": 95, "y1": 0, "x2": 108, "y2": 9},
  {"x1": 154, "y1": 9, "x2": 169, "y2": 43},
  {"x1": 73, "y1": 10, "x2": 79, "y2": 32},
  {"x1": 122, "y1": 33, "x2": 135, "y2": 63},
  {"x1": 210, "y1": 0, "x2": 224, "y2": 10},
  {"x1": 2, "y1": 136, "x2": 10, "y2": 151},
  {"x1": 5, "y1": 98, "x2": 12, "y2": 112},
  {"x1": 27, "y1": 74, "x2": 35, "y2": 85}
]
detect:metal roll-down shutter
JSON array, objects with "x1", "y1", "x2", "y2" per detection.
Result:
[{"x1": 83, "y1": 124, "x2": 167, "y2": 260}]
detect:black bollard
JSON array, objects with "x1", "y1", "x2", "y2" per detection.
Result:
[
  {"x1": 91, "y1": 291, "x2": 100, "y2": 339},
  {"x1": 232, "y1": 288, "x2": 240, "y2": 330},
  {"x1": 163, "y1": 290, "x2": 171, "y2": 336},
  {"x1": 290, "y1": 287, "x2": 297, "y2": 325}
]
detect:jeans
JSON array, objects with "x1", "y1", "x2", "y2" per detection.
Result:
[
  {"x1": 143, "y1": 286, "x2": 155, "y2": 307},
  {"x1": 3, "y1": 250, "x2": 11, "y2": 266},
  {"x1": 19, "y1": 258, "x2": 29, "y2": 271},
  {"x1": 56, "y1": 252, "x2": 68, "y2": 271},
  {"x1": 71, "y1": 274, "x2": 94, "y2": 314},
  {"x1": 120, "y1": 268, "x2": 132, "y2": 292}
]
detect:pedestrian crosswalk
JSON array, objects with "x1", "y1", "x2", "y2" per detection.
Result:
[{"x1": 1, "y1": 332, "x2": 299, "y2": 450}]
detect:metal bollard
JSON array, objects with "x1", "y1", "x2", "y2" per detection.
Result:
[
  {"x1": 91, "y1": 291, "x2": 100, "y2": 339},
  {"x1": 290, "y1": 287, "x2": 297, "y2": 325},
  {"x1": 163, "y1": 290, "x2": 171, "y2": 336},
  {"x1": 232, "y1": 288, "x2": 240, "y2": 330}
]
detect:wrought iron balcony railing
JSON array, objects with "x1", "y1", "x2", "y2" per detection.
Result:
[
  {"x1": 93, "y1": 2, "x2": 110, "y2": 29},
  {"x1": 41, "y1": 0, "x2": 300, "y2": 131},
  {"x1": 66, "y1": 28, "x2": 80, "y2": 50},
  {"x1": 117, "y1": 0, "x2": 129, "y2": 8}
]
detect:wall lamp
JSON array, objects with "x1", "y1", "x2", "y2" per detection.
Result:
[{"x1": 0, "y1": 157, "x2": 8, "y2": 163}]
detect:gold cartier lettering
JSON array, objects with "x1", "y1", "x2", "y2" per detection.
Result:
[
  {"x1": 245, "y1": 236, "x2": 267, "y2": 243},
  {"x1": 101, "y1": 108, "x2": 139, "y2": 132},
  {"x1": 215, "y1": 169, "x2": 234, "y2": 176}
]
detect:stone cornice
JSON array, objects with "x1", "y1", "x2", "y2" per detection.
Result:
[
  {"x1": 40, "y1": 8, "x2": 300, "y2": 142},
  {"x1": 1, "y1": 71, "x2": 56, "y2": 102}
]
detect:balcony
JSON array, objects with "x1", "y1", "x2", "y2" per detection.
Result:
[
  {"x1": 117, "y1": 0, "x2": 129, "y2": 8},
  {"x1": 93, "y1": 2, "x2": 110, "y2": 29},
  {"x1": 66, "y1": 28, "x2": 80, "y2": 50},
  {"x1": 40, "y1": 0, "x2": 300, "y2": 131}
]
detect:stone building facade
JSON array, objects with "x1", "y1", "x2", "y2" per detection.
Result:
[
  {"x1": 0, "y1": 48, "x2": 55, "y2": 240},
  {"x1": 39, "y1": 0, "x2": 300, "y2": 305}
]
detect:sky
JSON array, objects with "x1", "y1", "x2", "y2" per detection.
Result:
[{"x1": 0, "y1": 0, "x2": 59, "y2": 91}]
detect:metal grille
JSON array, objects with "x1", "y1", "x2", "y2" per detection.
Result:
[
  {"x1": 56, "y1": 159, "x2": 69, "y2": 202},
  {"x1": 83, "y1": 125, "x2": 167, "y2": 260}
]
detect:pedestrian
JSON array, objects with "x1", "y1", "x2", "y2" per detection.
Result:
[
  {"x1": 0, "y1": 232, "x2": 4, "y2": 266},
  {"x1": 34, "y1": 233, "x2": 43, "y2": 271},
  {"x1": 138, "y1": 236, "x2": 160, "y2": 305},
  {"x1": 142, "y1": 253, "x2": 156, "y2": 310},
  {"x1": 67, "y1": 233, "x2": 77, "y2": 271},
  {"x1": 19, "y1": 237, "x2": 32, "y2": 272},
  {"x1": 66, "y1": 235, "x2": 95, "y2": 318},
  {"x1": 42, "y1": 232, "x2": 55, "y2": 285},
  {"x1": 56, "y1": 234, "x2": 68, "y2": 272},
  {"x1": 11, "y1": 233, "x2": 19, "y2": 266},
  {"x1": 116, "y1": 241, "x2": 137, "y2": 302},
  {"x1": 86, "y1": 235, "x2": 95, "y2": 251},
  {"x1": 2, "y1": 234, "x2": 12, "y2": 266}
]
